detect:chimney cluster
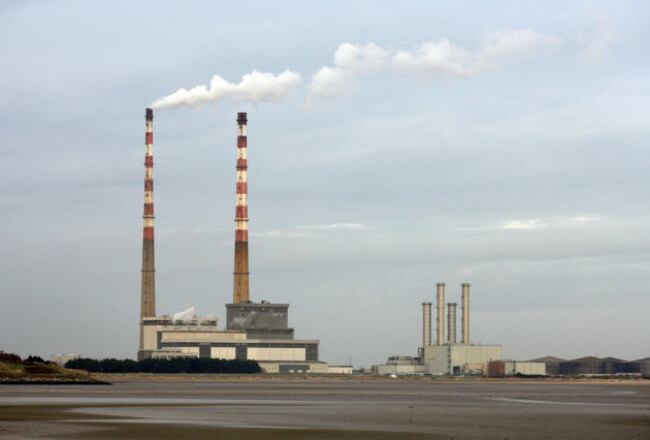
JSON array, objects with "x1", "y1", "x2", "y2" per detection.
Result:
[
  {"x1": 139, "y1": 110, "x2": 252, "y2": 352},
  {"x1": 421, "y1": 283, "x2": 471, "y2": 347}
]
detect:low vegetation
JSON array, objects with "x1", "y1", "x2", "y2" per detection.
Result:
[{"x1": 0, "y1": 351, "x2": 103, "y2": 384}]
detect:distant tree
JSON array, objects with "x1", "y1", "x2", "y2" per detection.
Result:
[
  {"x1": 65, "y1": 357, "x2": 100, "y2": 372},
  {"x1": 0, "y1": 351, "x2": 22, "y2": 363},
  {"x1": 64, "y1": 356, "x2": 261, "y2": 374},
  {"x1": 24, "y1": 355, "x2": 45, "y2": 363}
]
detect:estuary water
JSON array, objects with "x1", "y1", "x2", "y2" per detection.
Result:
[{"x1": 0, "y1": 378, "x2": 648, "y2": 439}]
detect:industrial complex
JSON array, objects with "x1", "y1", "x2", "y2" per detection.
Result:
[
  {"x1": 375, "y1": 283, "x2": 545, "y2": 376},
  {"x1": 137, "y1": 110, "x2": 329, "y2": 373},
  {"x1": 133, "y1": 109, "x2": 647, "y2": 377},
  {"x1": 375, "y1": 283, "x2": 650, "y2": 377}
]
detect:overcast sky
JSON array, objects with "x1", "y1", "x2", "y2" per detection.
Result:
[{"x1": 1, "y1": 1, "x2": 648, "y2": 367}]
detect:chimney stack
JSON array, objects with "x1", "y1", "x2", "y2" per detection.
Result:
[
  {"x1": 140, "y1": 108, "x2": 156, "y2": 348},
  {"x1": 422, "y1": 302, "x2": 432, "y2": 348},
  {"x1": 461, "y1": 283, "x2": 470, "y2": 344},
  {"x1": 233, "y1": 112, "x2": 250, "y2": 304},
  {"x1": 436, "y1": 283, "x2": 445, "y2": 345},
  {"x1": 447, "y1": 302, "x2": 457, "y2": 344}
]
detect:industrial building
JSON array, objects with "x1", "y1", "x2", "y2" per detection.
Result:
[
  {"x1": 488, "y1": 360, "x2": 546, "y2": 377},
  {"x1": 528, "y1": 356, "x2": 650, "y2": 377},
  {"x1": 421, "y1": 283, "x2": 502, "y2": 375},
  {"x1": 137, "y1": 110, "x2": 327, "y2": 373},
  {"x1": 375, "y1": 283, "x2": 502, "y2": 375},
  {"x1": 376, "y1": 356, "x2": 427, "y2": 376}
]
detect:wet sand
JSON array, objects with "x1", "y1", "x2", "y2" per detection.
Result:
[{"x1": 1, "y1": 378, "x2": 648, "y2": 439}]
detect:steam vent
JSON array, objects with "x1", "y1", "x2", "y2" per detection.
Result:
[{"x1": 138, "y1": 111, "x2": 327, "y2": 373}]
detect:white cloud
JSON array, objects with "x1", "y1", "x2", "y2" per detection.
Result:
[
  {"x1": 298, "y1": 223, "x2": 369, "y2": 230},
  {"x1": 308, "y1": 30, "x2": 562, "y2": 99},
  {"x1": 334, "y1": 42, "x2": 390, "y2": 74},
  {"x1": 251, "y1": 224, "x2": 370, "y2": 238},
  {"x1": 575, "y1": 216, "x2": 600, "y2": 222},
  {"x1": 501, "y1": 219, "x2": 546, "y2": 230},
  {"x1": 151, "y1": 69, "x2": 301, "y2": 110},
  {"x1": 250, "y1": 229, "x2": 314, "y2": 238},
  {"x1": 577, "y1": 28, "x2": 621, "y2": 66},
  {"x1": 307, "y1": 67, "x2": 352, "y2": 99},
  {"x1": 501, "y1": 216, "x2": 603, "y2": 230}
]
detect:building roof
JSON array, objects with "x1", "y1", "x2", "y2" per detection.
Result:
[
  {"x1": 601, "y1": 357, "x2": 627, "y2": 363},
  {"x1": 568, "y1": 356, "x2": 602, "y2": 362},
  {"x1": 529, "y1": 356, "x2": 566, "y2": 363}
]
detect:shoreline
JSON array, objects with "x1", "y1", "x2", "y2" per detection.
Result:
[{"x1": 90, "y1": 372, "x2": 650, "y2": 384}]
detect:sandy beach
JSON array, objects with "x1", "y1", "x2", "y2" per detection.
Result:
[{"x1": 1, "y1": 378, "x2": 648, "y2": 439}]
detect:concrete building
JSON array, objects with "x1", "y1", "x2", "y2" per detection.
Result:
[
  {"x1": 327, "y1": 365, "x2": 354, "y2": 375},
  {"x1": 424, "y1": 344, "x2": 502, "y2": 375},
  {"x1": 376, "y1": 356, "x2": 428, "y2": 376},
  {"x1": 136, "y1": 111, "x2": 327, "y2": 373}
]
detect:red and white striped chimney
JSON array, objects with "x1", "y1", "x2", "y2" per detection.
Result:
[
  {"x1": 140, "y1": 108, "x2": 156, "y2": 332},
  {"x1": 233, "y1": 112, "x2": 250, "y2": 304}
]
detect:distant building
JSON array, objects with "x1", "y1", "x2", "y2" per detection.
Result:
[
  {"x1": 327, "y1": 365, "x2": 354, "y2": 375},
  {"x1": 528, "y1": 356, "x2": 566, "y2": 375},
  {"x1": 488, "y1": 360, "x2": 546, "y2": 377},
  {"x1": 139, "y1": 314, "x2": 327, "y2": 373},
  {"x1": 626, "y1": 357, "x2": 650, "y2": 376},
  {"x1": 423, "y1": 344, "x2": 502, "y2": 375},
  {"x1": 50, "y1": 354, "x2": 79, "y2": 367},
  {"x1": 374, "y1": 284, "x2": 503, "y2": 376},
  {"x1": 558, "y1": 356, "x2": 626, "y2": 375},
  {"x1": 376, "y1": 356, "x2": 428, "y2": 376}
]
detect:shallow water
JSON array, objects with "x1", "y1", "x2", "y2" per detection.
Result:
[{"x1": 1, "y1": 379, "x2": 649, "y2": 439}]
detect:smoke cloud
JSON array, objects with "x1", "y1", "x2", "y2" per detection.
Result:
[
  {"x1": 172, "y1": 306, "x2": 196, "y2": 323},
  {"x1": 152, "y1": 70, "x2": 301, "y2": 110},
  {"x1": 308, "y1": 30, "x2": 562, "y2": 99}
]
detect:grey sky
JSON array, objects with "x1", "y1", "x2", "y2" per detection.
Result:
[{"x1": 1, "y1": 1, "x2": 648, "y2": 367}]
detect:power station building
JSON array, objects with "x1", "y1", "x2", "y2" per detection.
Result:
[
  {"x1": 377, "y1": 283, "x2": 502, "y2": 376},
  {"x1": 137, "y1": 110, "x2": 327, "y2": 373}
]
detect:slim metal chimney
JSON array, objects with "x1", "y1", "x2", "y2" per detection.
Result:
[
  {"x1": 461, "y1": 283, "x2": 470, "y2": 344},
  {"x1": 447, "y1": 302, "x2": 457, "y2": 344},
  {"x1": 422, "y1": 302, "x2": 432, "y2": 347},
  {"x1": 436, "y1": 283, "x2": 445, "y2": 345},
  {"x1": 140, "y1": 108, "x2": 156, "y2": 349},
  {"x1": 233, "y1": 112, "x2": 250, "y2": 304}
]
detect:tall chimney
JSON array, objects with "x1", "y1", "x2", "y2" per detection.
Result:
[
  {"x1": 422, "y1": 302, "x2": 432, "y2": 348},
  {"x1": 233, "y1": 112, "x2": 250, "y2": 304},
  {"x1": 140, "y1": 108, "x2": 156, "y2": 348},
  {"x1": 447, "y1": 302, "x2": 457, "y2": 344},
  {"x1": 436, "y1": 283, "x2": 445, "y2": 345},
  {"x1": 461, "y1": 283, "x2": 470, "y2": 344}
]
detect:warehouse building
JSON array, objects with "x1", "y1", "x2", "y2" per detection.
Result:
[{"x1": 487, "y1": 360, "x2": 546, "y2": 377}]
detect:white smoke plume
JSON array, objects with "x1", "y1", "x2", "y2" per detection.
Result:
[
  {"x1": 172, "y1": 306, "x2": 196, "y2": 323},
  {"x1": 152, "y1": 70, "x2": 301, "y2": 110},
  {"x1": 308, "y1": 30, "x2": 562, "y2": 99}
]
